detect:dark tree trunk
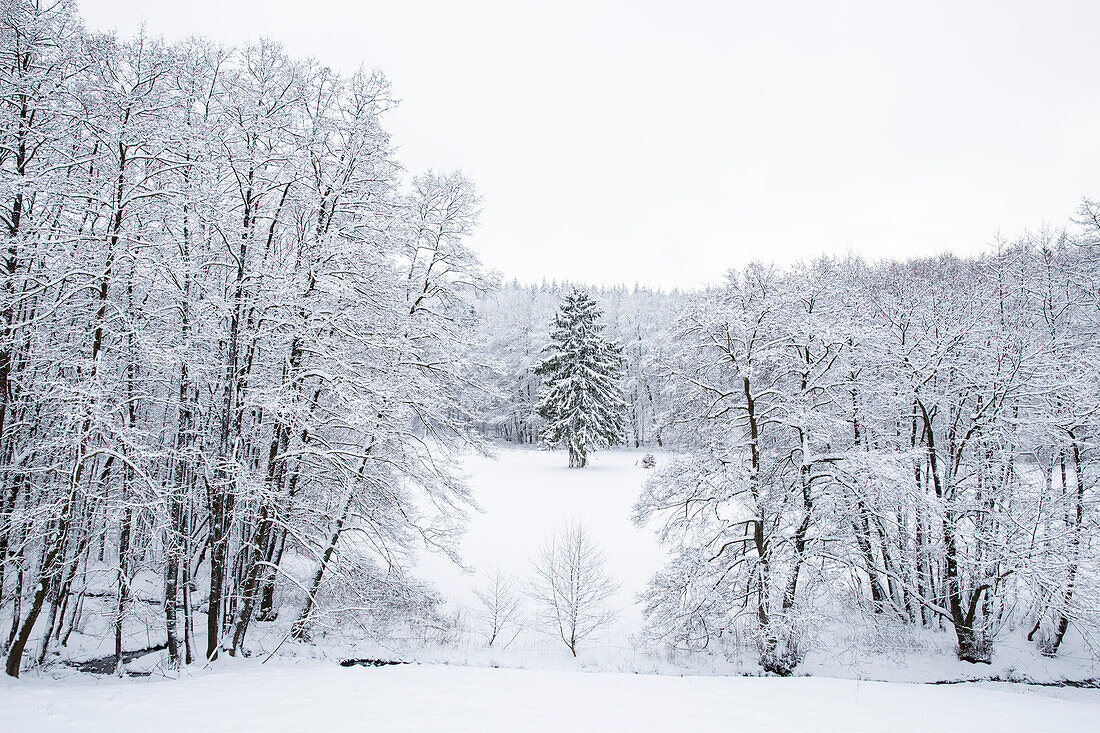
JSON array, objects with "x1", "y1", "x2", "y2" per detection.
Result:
[
  {"x1": 114, "y1": 505, "x2": 132, "y2": 675},
  {"x1": 1044, "y1": 436, "x2": 1085, "y2": 656}
]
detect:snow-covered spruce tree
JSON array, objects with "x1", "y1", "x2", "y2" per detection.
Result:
[
  {"x1": 470, "y1": 281, "x2": 679, "y2": 447},
  {"x1": 535, "y1": 289, "x2": 626, "y2": 468}
]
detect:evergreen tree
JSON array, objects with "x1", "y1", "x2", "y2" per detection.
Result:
[{"x1": 535, "y1": 289, "x2": 626, "y2": 467}]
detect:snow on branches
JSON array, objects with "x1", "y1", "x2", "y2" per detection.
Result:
[{"x1": 535, "y1": 289, "x2": 627, "y2": 468}]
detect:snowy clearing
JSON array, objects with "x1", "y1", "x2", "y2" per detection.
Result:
[
  {"x1": 3, "y1": 661, "x2": 1098, "y2": 733},
  {"x1": 416, "y1": 447, "x2": 666, "y2": 641}
]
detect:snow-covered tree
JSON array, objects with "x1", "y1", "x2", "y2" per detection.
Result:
[
  {"x1": 470, "y1": 281, "x2": 679, "y2": 448},
  {"x1": 634, "y1": 262, "x2": 851, "y2": 675},
  {"x1": 535, "y1": 289, "x2": 626, "y2": 468}
]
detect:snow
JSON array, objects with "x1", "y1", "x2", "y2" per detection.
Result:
[
  {"x1": 3, "y1": 660, "x2": 1098, "y2": 732},
  {"x1": 416, "y1": 447, "x2": 667, "y2": 642}
]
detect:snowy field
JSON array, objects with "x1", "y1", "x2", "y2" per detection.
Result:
[
  {"x1": 3, "y1": 660, "x2": 1099, "y2": 732},
  {"x1": 416, "y1": 447, "x2": 666, "y2": 645}
]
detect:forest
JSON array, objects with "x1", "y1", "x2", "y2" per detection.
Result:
[{"x1": 1, "y1": 0, "x2": 1098, "y2": 690}]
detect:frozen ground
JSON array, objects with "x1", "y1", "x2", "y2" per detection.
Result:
[{"x1": 3, "y1": 659, "x2": 1099, "y2": 732}]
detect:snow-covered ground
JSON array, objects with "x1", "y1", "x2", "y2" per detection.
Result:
[
  {"x1": 416, "y1": 447, "x2": 666, "y2": 644},
  {"x1": 3, "y1": 659, "x2": 1098, "y2": 732}
]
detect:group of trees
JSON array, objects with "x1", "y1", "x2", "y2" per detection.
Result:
[
  {"x1": 0, "y1": 0, "x2": 485, "y2": 677},
  {"x1": 635, "y1": 221, "x2": 1100, "y2": 673}
]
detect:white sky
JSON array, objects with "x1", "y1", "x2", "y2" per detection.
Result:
[{"x1": 80, "y1": 0, "x2": 1100, "y2": 290}]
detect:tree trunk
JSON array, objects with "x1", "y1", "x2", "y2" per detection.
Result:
[
  {"x1": 5, "y1": 486, "x2": 74, "y2": 678},
  {"x1": 1044, "y1": 436, "x2": 1085, "y2": 656},
  {"x1": 114, "y1": 505, "x2": 132, "y2": 675},
  {"x1": 292, "y1": 486, "x2": 355, "y2": 640}
]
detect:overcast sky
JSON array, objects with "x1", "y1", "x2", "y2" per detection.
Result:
[{"x1": 81, "y1": 0, "x2": 1100, "y2": 289}]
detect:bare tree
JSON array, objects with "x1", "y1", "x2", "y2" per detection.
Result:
[
  {"x1": 528, "y1": 521, "x2": 619, "y2": 657},
  {"x1": 472, "y1": 566, "x2": 524, "y2": 648}
]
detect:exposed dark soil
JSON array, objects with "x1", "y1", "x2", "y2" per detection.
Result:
[
  {"x1": 340, "y1": 658, "x2": 409, "y2": 668},
  {"x1": 928, "y1": 676, "x2": 1100, "y2": 688},
  {"x1": 64, "y1": 644, "x2": 168, "y2": 676}
]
